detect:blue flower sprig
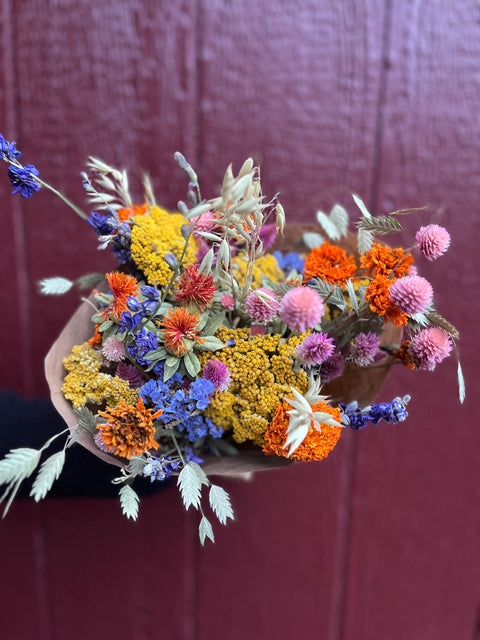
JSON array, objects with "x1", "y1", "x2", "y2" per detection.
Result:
[{"x1": 340, "y1": 395, "x2": 411, "y2": 429}]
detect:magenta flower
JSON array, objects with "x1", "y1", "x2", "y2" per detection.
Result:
[
  {"x1": 221, "y1": 293, "x2": 235, "y2": 310},
  {"x1": 296, "y1": 332, "x2": 335, "y2": 367},
  {"x1": 349, "y1": 332, "x2": 381, "y2": 367},
  {"x1": 320, "y1": 352, "x2": 344, "y2": 383},
  {"x1": 409, "y1": 327, "x2": 453, "y2": 371},
  {"x1": 102, "y1": 336, "x2": 125, "y2": 362},
  {"x1": 389, "y1": 275, "x2": 433, "y2": 315},
  {"x1": 245, "y1": 287, "x2": 279, "y2": 323},
  {"x1": 192, "y1": 211, "x2": 217, "y2": 239},
  {"x1": 203, "y1": 360, "x2": 232, "y2": 392},
  {"x1": 116, "y1": 362, "x2": 145, "y2": 388},
  {"x1": 279, "y1": 286, "x2": 325, "y2": 333},
  {"x1": 416, "y1": 224, "x2": 451, "y2": 261}
]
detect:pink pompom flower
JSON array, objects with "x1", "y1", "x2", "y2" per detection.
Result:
[
  {"x1": 279, "y1": 286, "x2": 325, "y2": 333},
  {"x1": 415, "y1": 224, "x2": 451, "y2": 261},
  {"x1": 389, "y1": 275, "x2": 433, "y2": 315},
  {"x1": 409, "y1": 327, "x2": 453, "y2": 371},
  {"x1": 203, "y1": 359, "x2": 232, "y2": 392},
  {"x1": 245, "y1": 287, "x2": 279, "y2": 323},
  {"x1": 296, "y1": 332, "x2": 335, "y2": 367},
  {"x1": 102, "y1": 336, "x2": 125, "y2": 362},
  {"x1": 221, "y1": 293, "x2": 235, "y2": 310}
]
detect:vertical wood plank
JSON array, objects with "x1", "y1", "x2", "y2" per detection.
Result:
[
  {"x1": 5, "y1": 3, "x2": 199, "y2": 639},
  {"x1": 342, "y1": 2, "x2": 480, "y2": 638},
  {"x1": 195, "y1": 3, "x2": 387, "y2": 639}
]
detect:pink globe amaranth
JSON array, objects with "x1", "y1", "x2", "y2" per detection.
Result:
[
  {"x1": 279, "y1": 286, "x2": 325, "y2": 333},
  {"x1": 245, "y1": 287, "x2": 279, "y2": 323},
  {"x1": 415, "y1": 224, "x2": 451, "y2": 261},
  {"x1": 296, "y1": 332, "x2": 335, "y2": 367},
  {"x1": 409, "y1": 327, "x2": 453, "y2": 371},
  {"x1": 389, "y1": 275, "x2": 433, "y2": 315}
]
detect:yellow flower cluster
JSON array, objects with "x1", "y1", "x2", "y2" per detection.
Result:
[
  {"x1": 130, "y1": 206, "x2": 198, "y2": 286},
  {"x1": 62, "y1": 342, "x2": 138, "y2": 409},
  {"x1": 198, "y1": 327, "x2": 308, "y2": 445},
  {"x1": 231, "y1": 253, "x2": 284, "y2": 289}
]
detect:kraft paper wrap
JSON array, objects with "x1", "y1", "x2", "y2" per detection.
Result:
[{"x1": 45, "y1": 227, "x2": 402, "y2": 477}]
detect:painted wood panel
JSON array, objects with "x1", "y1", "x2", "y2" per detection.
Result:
[{"x1": 342, "y1": 2, "x2": 480, "y2": 638}]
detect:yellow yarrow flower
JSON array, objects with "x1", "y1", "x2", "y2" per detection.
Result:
[
  {"x1": 231, "y1": 253, "x2": 284, "y2": 289},
  {"x1": 130, "y1": 206, "x2": 198, "y2": 286},
  {"x1": 197, "y1": 327, "x2": 308, "y2": 445},
  {"x1": 62, "y1": 342, "x2": 138, "y2": 409}
]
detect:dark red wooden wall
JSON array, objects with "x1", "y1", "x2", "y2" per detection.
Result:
[{"x1": 1, "y1": 1, "x2": 479, "y2": 638}]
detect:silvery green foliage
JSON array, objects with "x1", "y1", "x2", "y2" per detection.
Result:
[
  {"x1": 309, "y1": 278, "x2": 346, "y2": 310},
  {"x1": 199, "y1": 516, "x2": 215, "y2": 545},
  {"x1": 302, "y1": 231, "x2": 325, "y2": 250},
  {"x1": 356, "y1": 215, "x2": 402, "y2": 235},
  {"x1": 73, "y1": 406, "x2": 97, "y2": 435},
  {"x1": 346, "y1": 279, "x2": 359, "y2": 315},
  {"x1": 38, "y1": 276, "x2": 73, "y2": 295},
  {"x1": 75, "y1": 272, "x2": 104, "y2": 290},
  {"x1": 119, "y1": 484, "x2": 140, "y2": 520},
  {"x1": 209, "y1": 485, "x2": 234, "y2": 525},
  {"x1": 352, "y1": 194, "x2": 374, "y2": 254},
  {"x1": 316, "y1": 204, "x2": 349, "y2": 241},
  {"x1": 30, "y1": 451, "x2": 66, "y2": 502},
  {"x1": 178, "y1": 463, "x2": 202, "y2": 510},
  {"x1": 0, "y1": 448, "x2": 41, "y2": 516},
  {"x1": 457, "y1": 361, "x2": 466, "y2": 404}
]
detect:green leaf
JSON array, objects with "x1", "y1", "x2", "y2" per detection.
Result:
[
  {"x1": 0, "y1": 448, "x2": 40, "y2": 486},
  {"x1": 203, "y1": 312, "x2": 226, "y2": 337},
  {"x1": 209, "y1": 485, "x2": 234, "y2": 525},
  {"x1": 199, "y1": 515, "x2": 215, "y2": 545},
  {"x1": 164, "y1": 358, "x2": 180, "y2": 381},
  {"x1": 195, "y1": 336, "x2": 225, "y2": 351},
  {"x1": 75, "y1": 272, "x2": 104, "y2": 290},
  {"x1": 30, "y1": 451, "x2": 66, "y2": 502},
  {"x1": 38, "y1": 277, "x2": 73, "y2": 296},
  {"x1": 119, "y1": 484, "x2": 140, "y2": 520},
  {"x1": 183, "y1": 351, "x2": 201, "y2": 378},
  {"x1": 98, "y1": 319, "x2": 113, "y2": 332},
  {"x1": 177, "y1": 463, "x2": 202, "y2": 511}
]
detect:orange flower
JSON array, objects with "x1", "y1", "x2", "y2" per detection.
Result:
[
  {"x1": 360, "y1": 243, "x2": 413, "y2": 278},
  {"x1": 102, "y1": 271, "x2": 140, "y2": 320},
  {"x1": 97, "y1": 397, "x2": 162, "y2": 459},
  {"x1": 158, "y1": 307, "x2": 205, "y2": 356},
  {"x1": 87, "y1": 324, "x2": 103, "y2": 347},
  {"x1": 392, "y1": 340, "x2": 416, "y2": 370},
  {"x1": 263, "y1": 399, "x2": 342, "y2": 461},
  {"x1": 364, "y1": 275, "x2": 408, "y2": 326},
  {"x1": 303, "y1": 242, "x2": 357, "y2": 285},
  {"x1": 117, "y1": 203, "x2": 149, "y2": 222}
]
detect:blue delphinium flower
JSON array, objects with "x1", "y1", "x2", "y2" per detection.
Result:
[
  {"x1": 8, "y1": 164, "x2": 41, "y2": 197},
  {"x1": 143, "y1": 455, "x2": 179, "y2": 482},
  {"x1": 111, "y1": 222, "x2": 132, "y2": 263},
  {"x1": 118, "y1": 310, "x2": 142, "y2": 333},
  {"x1": 0, "y1": 134, "x2": 21, "y2": 161},
  {"x1": 88, "y1": 211, "x2": 115, "y2": 236},
  {"x1": 127, "y1": 327, "x2": 158, "y2": 367},
  {"x1": 340, "y1": 396, "x2": 410, "y2": 429},
  {"x1": 189, "y1": 378, "x2": 215, "y2": 410},
  {"x1": 273, "y1": 250, "x2": 305, "y2": 275}
]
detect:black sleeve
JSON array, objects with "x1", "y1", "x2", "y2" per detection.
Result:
[{"x1": 0, "y1": 391, "x2": 167, "y2": 498}]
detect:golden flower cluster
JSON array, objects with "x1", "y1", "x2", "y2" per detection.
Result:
[
  {"x1": 198, "y1": 327, "x2": 308, "y2": 445},
  {"x1": 130, "y1": 206, "x2": 198, "y2": 286},
  {"x1": 62, "y1": 342, "x2": 138, "y2": 409}
]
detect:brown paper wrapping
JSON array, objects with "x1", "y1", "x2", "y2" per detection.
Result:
[{"x1": 45, "y1": 227, "x2": 402, "y2": 477}]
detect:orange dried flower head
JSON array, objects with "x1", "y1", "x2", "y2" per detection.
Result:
[
  {"x1": 175, "y1": 264, "x2": 216, "y2": 311},
  {"x1": 97, "y1": 397, "x2": 162, "y2": 459},
  {"x1": 117, "y1": 203, "x2": 149, "y2": 222},
  {"x1": 87, "y1": 324, "x2": 103, "y2": 347},
  {"x1": 159, "y1": 307, "x2": 204, "y2": 356},
  {"x1": 263, "y1": 399, "x2": 342, "y2": 461},
  {"x1": 303, "y1": 242, "x2": 357, "y2": 285},
  {"x1": 360, "y1": 243, "x2": 413, "y2": 279},
  {"x1": 103, "y1": 271, "x2": 140, "y2": 320},
  {"x1": 365, "y1": 275, "x2": 408, "y2": 326}
]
